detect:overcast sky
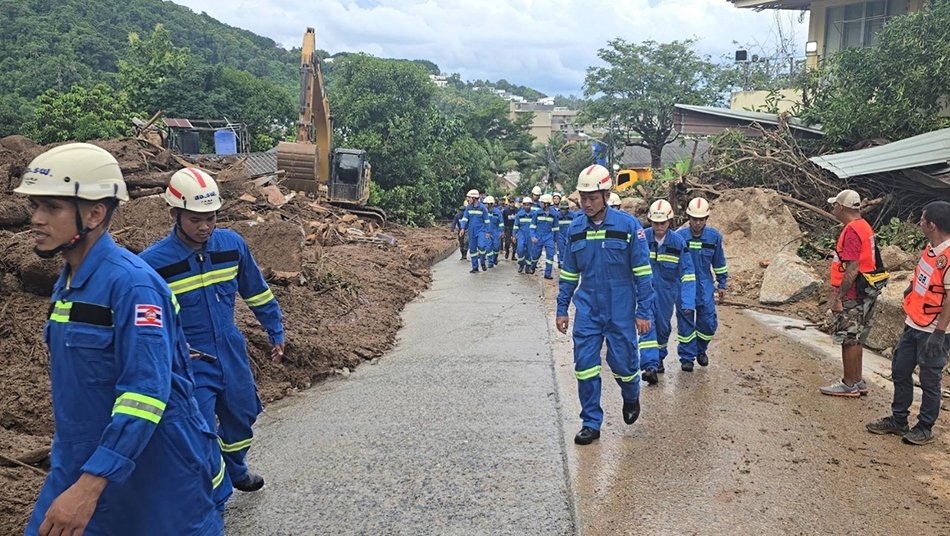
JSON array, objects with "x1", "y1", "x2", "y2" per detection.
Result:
[{"x1": 170, "y1": 0, "x2": 808, "y2": 96}]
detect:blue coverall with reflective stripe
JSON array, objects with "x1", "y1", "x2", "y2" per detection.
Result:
[
  {"x1": 556, "y1": 209, "x2": 576, "y2": 267},
  {"x1": 557, "y1": 207, "x2": 655, "y2": 430},
  {"x1": 27, "y1": 234, "x2": 223, "y2": 536},
  {"x1": 531, "y1": 206, "x2": 560, "y2": 277},
  {"x1": 140, "y1": 228, "x2": 284, "y2": 487},
  {"x1": 460, "y1": 202, "x2": 491, "y2": 271},
  {"x1": 513, "y1": 208, "x2": 534, "y2": 270},
  {"x1": 638, "y1": 228, "x2": 697, "y2": 370},
  {"x1": 488, "y1": 206, "x2": 504, "y2": 266},
  {"x1": 676, "y1": 226, "x2": 728, "y2": 360}
]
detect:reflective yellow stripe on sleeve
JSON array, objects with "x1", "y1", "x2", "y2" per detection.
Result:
[
  {"x1": 681, "y1": 274, "x2": 696, "y2": 282},
  {"x1": 219, "y1": 437, "x2": 253, "y2": 453},
  {"x1": 632, "y1": 265, "x2": 653, "y2": 277},
  {"x1": 713, "y1": 266, "x2": 729, "y2": 275},
  {"x1": 245, "y1": 288, "x2": 275, "y2": 308},
  {"x1": 112, "y1": 392, "x2": 166, "y2": 424},
  {"x1": 559, "y1": 269, "x2": 579, "y2": 282}
]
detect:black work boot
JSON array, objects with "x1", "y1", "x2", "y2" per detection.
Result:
[
  {"x1": 622, "y1": 400, "x2": 641, "y2": 424},
  {"x1": 681, "y1": 361, "x2": 694, "y2": 372},
  {"x1": 697, "y1": 353, "x2": 709, "y2": 367},
  {"x1": 642, "y1": 369, "x2": 658, "y2": 385},
  {"x1": 657, "y1": 361, "x2": 665, "y2": 374},
  {"x1": 233, "y1": 472, "x2": 265, "y2": 492},
  {"x1": 574, "y1": 426, "x2": 601, "y2": 445}
]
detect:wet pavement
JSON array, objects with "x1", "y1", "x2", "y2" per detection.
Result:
[
  {"x1": 226, "y1": 256, "x2": 950, "y2": 535},
  {"x1": 225, "y1": 257, "x2": 575, "y2": 535}
]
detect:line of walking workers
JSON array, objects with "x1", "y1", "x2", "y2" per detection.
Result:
[
  {"x1": 18, "y1": 143, "x2": 284, "y2": 535},
  {"x1": 453, "y1": 164, "x2": 728, "y2": 445}
]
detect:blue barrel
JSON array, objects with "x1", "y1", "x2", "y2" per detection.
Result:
[{"x1": 214, "y1": 130, "x2": 237, "y2": 155}]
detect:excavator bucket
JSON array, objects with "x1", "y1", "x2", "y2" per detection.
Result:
[{"x1": 276, "y1": 141, "x2": 322, "y2": 194}]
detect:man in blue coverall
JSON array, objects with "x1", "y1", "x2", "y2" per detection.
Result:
[
  {"x1": 513, "y1": 197, "x2": 535, "y2": 274},
  {"x1": 140, "y1": 168, "x2": 285, "y2": 494},
  {"x1": 530, "y1": 193, "x2": 559, "y2": 279},
  {"x1": 555, "y1": 200, "x2": 575, "y2": 269},
  {"x1": 639, "y1": 200, "x2": 696, "y2": 382},
  {"x1": 556, "y1": 165, "x2": 655, "y2": 445},
  {"x1": 677, "y1": 197, "x2": 728, "y2": 371},
  {"x1": 459, "y1": 189, "x2": 491, "y2": 273},
  {"x1": 18, "y1": 144, "x2": 223, "y2": 536},
  {"x1": 484, "y1": 196, "x2": 504, "y2": 268}
]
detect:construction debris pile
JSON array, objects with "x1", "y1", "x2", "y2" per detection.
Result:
[{"x1": 0, "y1": 136, "x2": 456, "y2": 531}]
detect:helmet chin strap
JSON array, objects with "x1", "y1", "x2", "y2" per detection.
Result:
[{"x1": 34, "y1": 197, "x2": 116, "y2": 259}]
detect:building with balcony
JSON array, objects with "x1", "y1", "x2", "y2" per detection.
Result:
[{"x1": 509, "y1": 102, "x2": 592, "y2": 144}]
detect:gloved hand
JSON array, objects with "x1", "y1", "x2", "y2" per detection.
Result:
[{"x1": 922, "y1": 330, "x2": 947, "y2": 361}]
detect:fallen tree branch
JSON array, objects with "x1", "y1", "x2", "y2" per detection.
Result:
[{"x1": 0, "y1": 452, "x2": 48, "y2": 476}]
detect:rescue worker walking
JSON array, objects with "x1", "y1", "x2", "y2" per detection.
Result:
[
  {"x1": 513, "y1": 197, "x2": 535, "y2": 274},
  {"x1": 459, "y1": 189, "x2": 491, "y2": 273},
  {"x1": 556, "y1": 200, "x2": 575, "y2": 268},
  {"x1": 676, "y1": 197, "x2": 727, "y2": 371},
  {"x1": 640, "y1": 200, "x2": 696, "y2": 381},
  {"x1": 140, "y1": 168, "x2": 286, "y2": 494},
  {"x1": 608, "y1": 192, "x2": 622, "y2": 209},
  {"x1": 484, "y1": 196, "x2": 503, "y2": 268},
  {"x1": 820, "y1": 189, "x2": 886, "y2": 396},
  {"x1": 530, "y1": 185, "x2": 542, "y2": 206},
  {"x1": 451, "y1": 201, "x2": 467, "y2": 260},
  {"x1": 530, "y1": 193, "x2": 559, "y2": 279},
  {"x1": 20, "y1": 144, "x2": 224, "y2": 536},
  {"x1": 556, "y1": 165, "x2": 655, "y2": 445},
  {"x1": 502, "y1": 197, "x2": 518, "y2": 260},
  {"x1": 867, "y1": 201, "x2": 950, "y2": 444}
]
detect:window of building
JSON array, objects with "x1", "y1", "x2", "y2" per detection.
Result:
[{"x1": 824, "y1": 0, "x2": 907, "y2": 56}]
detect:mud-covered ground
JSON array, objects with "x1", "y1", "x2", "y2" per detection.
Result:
[{"x1": 0, "y1": 136, "x2": 456, "y2": 533}]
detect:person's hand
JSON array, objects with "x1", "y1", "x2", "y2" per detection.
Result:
[
  {"x1": 681, "y1": 309, "x2": 694, "y2": 317},
  {"x1": 458, "y1": 230, "x2": 464, "y2": 238},
  {"x1": 636, "y1": 318, "x2": 651, "y2": 335},
  {"x1": 556, "y1": 315, "x2": 569, "y2": 334},
  {"x1": 271, "y1": 343, "x2": 286, "y2": 364},
  {"x1": 39, "y1": 474, "x2": 106, "y2": 536},
  {"x1": 831, "y1": 297, "x2": 844, "y2": 314},
  {"x1": 188, "y1": 346, "x2": 201, "y2": 360},
  {"x1": 531, "y1": 237, "x2": 538, "y2": 243},
  {"x1": 922, "y1": 330, "x2": 947, "y2": 361},
  {"x1": 717, "y1": 288, "x2": 727, "y2": 302}
]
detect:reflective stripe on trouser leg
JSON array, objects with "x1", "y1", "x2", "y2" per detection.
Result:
[
  {"x1": 541, "y1": 237, "x2": 556, "y2": 277},
  {"x1": 517, "y1": 238, "x2": 531, "y2": 268},
  {"x1": 675, "y1": 306, "x2": 698, "y2": 362},
  {"x1": 638, "y1": 324, "x2": 660, "y2": 371},
  {"x1": 653, "y1": 286, "x2": 675, "y2": 363},
  {"x1": 216, "y1": 369, "x2": 263, "y2": 483},
  {"x1": 574, "y1": 331, "x2": 605, "y2": 429},
  {"x1": 604, "y1": 325, "x2": 640, "y2": 402},
  {"x1": 695, "y1": 302, "x2": 718, "y2": 354}
]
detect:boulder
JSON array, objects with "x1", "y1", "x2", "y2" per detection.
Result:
[
  {"x1": 230, "y1": 220, "x2": 304, "y2": 276},
  {"x1": 619, "y1": 197, "x2": 648, "y2": 221},
  {"x1": 880, "y1": 244, "x2": 916, "y2": 272},
  {"x1": 865, "y1": 271, "x2": 912, "y2": 351},
  {"x1": 708, "y1": 188, "x2": 802, "y2": 275},
  {"x1": 0, "y1": 135, "x2": 37, "y2": 153},
  {"x1": 759, "y1": 252, "x2": 821, "y2": 304}
]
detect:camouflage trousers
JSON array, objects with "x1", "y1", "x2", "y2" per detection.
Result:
[{"x1": 832, "y1": 295, "x2": 878, "y2": 346}]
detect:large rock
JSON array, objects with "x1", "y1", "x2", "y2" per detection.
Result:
[
  {"x1": 880, "y1": 244, "x2": 916, "y2": 272},
  {"x1": 865, "y1": 271, "x2": 912, "y2": 351},
  {"x1": 759, "y1": 252, "x2": 821, "y2": 304},
  {"x1": 708, "y1": 188, "x2": 802, "y2": 275},
  {"x1": 619, "y1": 197, "x2": 648, "y2": 221}
]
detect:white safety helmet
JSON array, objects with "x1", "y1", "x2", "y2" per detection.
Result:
[
  {"x1": 15, "y1": 143, "x2": 129, "y2": 202},
  {"x1": 686, "y1": 197, "x2": 711, "y2": 218},
  {"x1": 576, "y1": 165, "x2": 612, "y2": 192},
  {"x1": 648, "y1": 199, "x2": 674, "y2": 222},
  {"x1": 164, "y1": 168, "x2": 222, "y2": 212},
  {"x1": 608, "y1": 193, "x2": 622, "y2": 207},
  {"x1": 531, "y1": 186, "x2": 542, "y2": 196},
  {"x1": 466, "y1": 189, "x2": 479, "y2": 198},
  {"x1": 484, "y1": 195, "x2": 495, "y2": 205},
  {"x1": 522, "y1": 197, "x2": 533, "y2": 205},
  {"x1": 539, "y1": 194, "x2": 553, "y2": 205}
]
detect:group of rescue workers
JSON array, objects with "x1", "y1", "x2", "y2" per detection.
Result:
[
  {"x1": 454, "y1": 164, "x2": 729, "y2": 445},
  {"x1": 19, "y1": 143, "x2": 281, "y2": 535}
]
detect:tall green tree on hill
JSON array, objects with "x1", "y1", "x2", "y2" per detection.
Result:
[{"x1": 583, "y1": 38, "x2": 728, "y2": 169}]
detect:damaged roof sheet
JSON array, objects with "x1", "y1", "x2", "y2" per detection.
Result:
[
  {"x1": 810, "y1": 128, "x2": 950, "y2": 180},
  {"x1": 673, "y1": 104, "x2": 824, "y2": 136}
]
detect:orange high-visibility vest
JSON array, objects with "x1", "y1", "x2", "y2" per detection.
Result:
[
  {"x1": 830, "y1": 218, "x2": 876, "y2": 287},
  {"x1": 904, "y1": 243, "x2": 950, "y2": 328}
]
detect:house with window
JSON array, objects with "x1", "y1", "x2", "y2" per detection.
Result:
[{"x1": 731, "y1": 0, "x2": 924, "y2": 69}]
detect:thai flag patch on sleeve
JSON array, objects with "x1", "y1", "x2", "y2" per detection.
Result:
[
  {"x1": 135, "y1": 304, "x2": 163, "y2": 327},
  {"x1": 637, "y1": 228, "x2": 646, "y2": 240}
]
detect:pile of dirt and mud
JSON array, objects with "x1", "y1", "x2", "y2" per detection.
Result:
[{"x1": 0, "y1": 136, "x2": 455, "y2": 532}]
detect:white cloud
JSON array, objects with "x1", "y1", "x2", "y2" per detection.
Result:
[{"x1": 171, "y1": 0, "x2": 808, "y2": 95}]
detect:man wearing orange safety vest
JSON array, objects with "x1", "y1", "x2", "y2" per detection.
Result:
[
  {"x1": 867, "y1": 201, "x2": 950, "y2": 445},
  {"x1": 821, "y1": 189, "x2": 887, "y2": 397}
]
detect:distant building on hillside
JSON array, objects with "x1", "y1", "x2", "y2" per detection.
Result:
[
  {"x1": 509, "y1": 102, "x2": 591, "y2": 144},
  {"x1": 429, "y1": 74, "x2": 448, "y2": 88}
]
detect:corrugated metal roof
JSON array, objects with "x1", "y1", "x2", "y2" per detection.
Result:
[
  {"x1": 243, "y1": 151, "x2": 278, "y2": 176},
  {"x1": 810, "y1": 128, "x2": 950, "y2": 179},
  {"x1": 674, "y1": 104, "x2": 823, "y2": 135}
]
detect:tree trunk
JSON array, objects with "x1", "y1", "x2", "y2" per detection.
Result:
[{"x1": 650, "y1": 144, "x2": 663, "y2": 169}]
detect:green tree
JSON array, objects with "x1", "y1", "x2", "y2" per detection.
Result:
[
  {"x1": 118, "y1": 24, "x2": 190, "y2": 115},
  {"x1": 583, "y1": 38, "x2": 728, "y2": 168},
  {"x1": 799, "y1": 0, "x2": 950, "y2": 145},
  {"x1": 24, "y1": 84, "x2": 130, "y2": 143}
]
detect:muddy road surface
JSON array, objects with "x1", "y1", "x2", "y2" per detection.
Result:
[{"x1": 222, "y1": 258, "x2": 950, "y2": 535}]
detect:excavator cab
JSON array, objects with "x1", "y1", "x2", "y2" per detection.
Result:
[{"x1": 330, "y1": 148, "x2": 371, "y2": 205}]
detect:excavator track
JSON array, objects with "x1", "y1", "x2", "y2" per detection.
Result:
[{"x1": 331, "y1": 202, "x2": 387, "y2": 225}]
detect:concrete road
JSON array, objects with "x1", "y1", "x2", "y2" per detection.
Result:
[{"x1": 225, "y1": 258, "x2": 575, "y2": 535}]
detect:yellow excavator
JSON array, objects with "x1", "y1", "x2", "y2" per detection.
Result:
[{"x1": 276, "y1": 27, "x2": 385, "y2": 222}]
